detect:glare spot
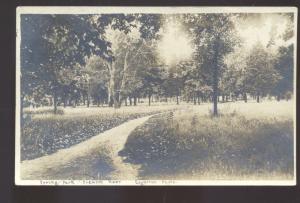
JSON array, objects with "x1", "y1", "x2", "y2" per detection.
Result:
[{"x1": 158, "y1": 21, "x2": 194, "y2": 66}]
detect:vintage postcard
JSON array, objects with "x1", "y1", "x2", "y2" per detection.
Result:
[{"x1": 16, "y1": 7, "x2": 297, "y2": 185}]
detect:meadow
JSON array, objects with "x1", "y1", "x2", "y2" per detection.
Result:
[
  {"x1": 21, "y1": 100, "x2": 295, "y2": 181},
  {"x1": 120, "y1": 100, "x2": 294, "y2": 180}
]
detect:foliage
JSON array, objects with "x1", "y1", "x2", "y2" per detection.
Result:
[
  {"x1": 244, "y1": 42, "x2": 282, "y2": 97},
  {"x1": 21, "y1": 13, "x2": 294, "y2": 110},
  {"x1": 272, "y1": 44, "x2": 294, "y2": 99}
]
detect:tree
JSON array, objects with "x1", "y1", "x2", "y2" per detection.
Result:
[
  {"x1": 83, "y1": 55, "x2": 110, "y2": 106},
  {"x1": 244, "y1": 42, "x2": 281, "y2": 103},
  {"x1": 119, "y1": 42, "x2": 157, "y2": 106},
  {"x1": 223, "y1": 47, "x2": 250, "y2": 102},
  {"x1": 162, "y1": 63, "x2": 187, "y2": 104},
  {"x1": 184, "y1": 14, "x2": 239, "y2": 115},
  {"x1": 141, "y1": 66, "x2": 166, "y2": 106},
  {"x1": 21, "y1": 14, "x2": 111, "y2": 113},
  {"x1": 271, "y1": 14, "x2": 295, "y2": 101},
  {"x1": 99, "y1": 14, "x2": 162, "y2": 108},
  {"x1": 272, "y1": 44, "x2": 294, "y2": 100},
  {"x1": 173, "y1": 60, "x2": 207, "y2": 104}
]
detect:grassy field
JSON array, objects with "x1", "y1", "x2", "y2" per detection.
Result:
[
  {"x1": 21, "y1": 104, "x2": 179, "y2": 160},
  {"x1": 120, "y1": 100, "x2": 294, "y2": 180},
  {"x1": 21, "y1": 100, "x2": 295, "y2": 180}
]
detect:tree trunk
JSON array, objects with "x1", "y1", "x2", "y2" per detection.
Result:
[
  {"x1": 87, "y1": 94, "x2": 90, "y2": 107},
  {"x1": 129, "y1": 97, "x2": 132, "y2": 106},
  {"x1": 74, "y1": 99, "x2": 77, "y2": 107},
  {"x1": 133, "y1": 97, "x2": 137, "y2": 106},
  {"x1": 212, "y1": 65, "x2": 218, "y2": 116},
  {"x1": 108, "y1": 61, "x2": 117, "y2": 108},
  {"x1": 176, "y1": 95, "x2": 179, "y2": 105},
  {"x1": 222, "y1": 95, "x2": 225, "y2": 103},
  {"x1": 108, "y1": 95, "x2": 113, "y2": 107},
  {"x1": 257, "y1": 93, "x2": 260, "y2": 103},
  {"x1": 243, "y1": 93, "x2": 247, "y2": 103},
  {"x1": 277, "y1": 94, "x2": 280, "y2": 101},
  {"x1": 148, "y1": 94, "x2": 151, "y2": 106},
  {"x1": 64, "y1": 98, "x2": 67, "y2": 108},
  {"x1": 125, "y1": 98, "x2": 128, "y2": 106},
  {"x1": 198, "y1": 96, "x2": 200, "y2": 105},
  {"x1": 114, "y1": 91, "x2": 120, "y2": 108},
  {"x1": 53, "y1": 92, "x2": 57, "y2": 114},
  {"x1": 119, "y1": 51, "x2": 129, "y2": 104}
]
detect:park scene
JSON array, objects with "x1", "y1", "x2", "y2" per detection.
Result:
[{"x1": 18, "y1": 11, "x2": 295, "y2": 182}]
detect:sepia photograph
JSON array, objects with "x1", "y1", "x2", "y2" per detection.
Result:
[{"x1": 15, "y1": 7, "x2": 297, "y2": 185}]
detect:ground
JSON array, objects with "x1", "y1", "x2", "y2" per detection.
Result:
[{"x1": 20, "y1": 100, "x2": 295, "y2": 181}]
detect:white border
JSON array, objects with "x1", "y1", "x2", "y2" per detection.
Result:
[
  {"x1": 16, "y1": 7, "x2": 21, "y2": 186},
  {"x1": 15, "y1": 6, "x2": 297, "y2": 186},
  {"x1": 16, "y1": 6, "x2": 298, "y2": 14},
  {"x1": 16, "y1": 179, "x2": 296, "y2": 186}
]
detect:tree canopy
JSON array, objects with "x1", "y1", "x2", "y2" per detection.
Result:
[{"x1": 20, "y1": 13, "x2": 295, "y2": 114}]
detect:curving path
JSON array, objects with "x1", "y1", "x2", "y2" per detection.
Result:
[{"x1": 21, "y1": 115, "x2": 154, "y2": 180}]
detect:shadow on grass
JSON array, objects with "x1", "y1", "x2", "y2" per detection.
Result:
[{"x1": 37, "y1": 145, "x2": 115, "y2": 180}]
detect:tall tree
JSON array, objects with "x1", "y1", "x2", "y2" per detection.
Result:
[
  {"x1": 99, "y1": 14, "x2": 162, "y2": 108},
  {"x1": 223, "y1": 47, "x2": 249, "y2": 102},
  {"x1": 141, "y1": 66, "x2": 166, "y2": 106},
  {"x1": 184, "y1": 14, "x2": 239, "y2": 115},
  {"x1": 272, "y1": 44, "x2": 294, "y2": 100},
  {"x1": 244, "y1": 42, "x2": 281, "y2": 102},
  {"x1": 21, "y1": 14, "x2": 110, "y2": 113}
]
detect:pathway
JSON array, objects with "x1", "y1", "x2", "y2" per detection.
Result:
[{"x1": 21, "y1": 115, "x2": 153, "y2": 180}]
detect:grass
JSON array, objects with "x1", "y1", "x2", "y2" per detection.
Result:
[
  {"x1": 120, "y1": 101, "x2": 294, "y2": 180},
  {"x1": 21, "y1": 104, "x2": 178, "y2": 161},
  {"x1": 21, "y1": 100, "x2": 295, "y2": 180}
]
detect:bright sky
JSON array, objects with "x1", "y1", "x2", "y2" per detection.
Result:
[
  {"x1": 157, "y1": 14, "x2": 293, "y2": 66},
  {"x1": 158, "y1": 20, "x2": 194, "y2": 66},
  {"x1": 236, "y1": 14, "x2": 292, "y2": 49}
]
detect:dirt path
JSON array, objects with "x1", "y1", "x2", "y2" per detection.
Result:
[{"x1": 21, "y1": 115, "x2": 153, "y2": 180}]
